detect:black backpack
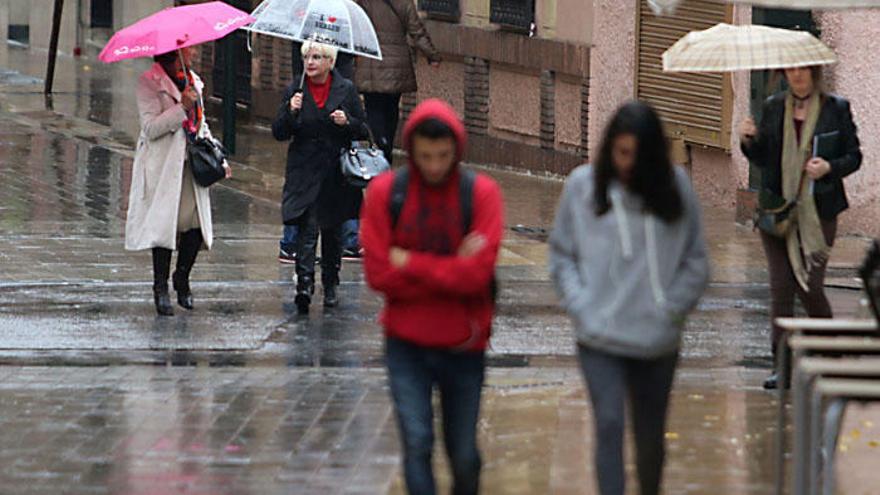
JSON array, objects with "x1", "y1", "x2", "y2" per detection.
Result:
[{"x1": 388, "y1": 168, "x2": 498, "y2": 302}]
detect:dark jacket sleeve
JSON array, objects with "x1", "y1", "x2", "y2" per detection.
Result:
[
  {"x1": 403, "y1": 1, "x2": 441, "y2": 63},
  {"x1": 824, "y1": 98, "x2": 862, "y2": 182},
  {"x1": 272, "y1": 84, "x2": 301, "y2": 142}
]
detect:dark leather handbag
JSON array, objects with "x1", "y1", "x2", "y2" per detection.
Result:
[
  {"x1": 340, "y1": 125, "x2": 390, "y2": 188},
  {"x1": 188, "y1": 135, "x2": 227, "y2": 188},
  {"x1": 754, "y1": 170, "x2": 808, "y2": 238}
]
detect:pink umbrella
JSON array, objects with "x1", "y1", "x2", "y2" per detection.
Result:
[{"x1": 98, "y1": 1, "x2": 254, "y2": 63}]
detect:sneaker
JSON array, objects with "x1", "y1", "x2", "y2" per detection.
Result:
[
  {"x1": 342, "y1": 247, "x2": 364, "y2": 261},
  {"x1": 279, "y1": 249, "x2": 296, "y2": 264}
]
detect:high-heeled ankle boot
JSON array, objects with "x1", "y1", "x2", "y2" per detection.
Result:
[
  {"x1": 152, "y1": 247, "x2": 174, "y2": 316},
  {"x1": 173, "y1": 229, "x2": 202, "y2": 310},
  {"x1": 295, "y1": 276, "x2": 314, "y2": 315}
]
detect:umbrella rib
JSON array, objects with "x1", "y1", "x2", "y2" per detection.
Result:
[{"x1": 348, "y1": 3, "x2": 356, "y2": 54}]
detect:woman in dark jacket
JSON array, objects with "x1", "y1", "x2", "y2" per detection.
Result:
[
  {"x1": 273, "y1": 41, "x2": 367, "y2": 314},
  {"x1": 741, "y1": 66, "x2": 862, "y2": 389}
]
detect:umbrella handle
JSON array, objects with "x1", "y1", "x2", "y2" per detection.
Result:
[{"x1": 178, "y1": 48, "x2": 190, "y2": 88}]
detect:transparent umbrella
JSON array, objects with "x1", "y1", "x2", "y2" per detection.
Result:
[{"x1": 243, "y1": 0, "x2": 382, "y2": 60}]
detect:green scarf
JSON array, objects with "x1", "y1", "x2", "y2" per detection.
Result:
[{"x1": 782, "y1": 91, "x2": 829, "y2": 291}]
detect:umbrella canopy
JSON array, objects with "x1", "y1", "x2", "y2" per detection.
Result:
[
  {"x1": 99, "y1": 1, "x2": 254, "y2": 63},
  {"x1": 662, "y1": 23, "x2": 837, "y2": 72},
  {"x1": 243, "y1": 0, "x2": 382, "y2": 60},
  {"x1": 652, "y1": 0, "x2": 880, "y2": 14},
  {"x1": 734, "y1": 0, "x2": 880, "y2": 7}
]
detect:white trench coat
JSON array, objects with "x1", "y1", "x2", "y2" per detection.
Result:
[{"x1": 125, "y1": 62, "x2": 214, "y2": 252}]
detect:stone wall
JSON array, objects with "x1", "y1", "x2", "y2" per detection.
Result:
[{"x1": 817, "y1": 10, "x2": 880, "y2": 237}]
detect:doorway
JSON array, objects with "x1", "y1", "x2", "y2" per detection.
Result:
[{"x1": 748, "y1": 8, "x2": 818, "y2": 188}]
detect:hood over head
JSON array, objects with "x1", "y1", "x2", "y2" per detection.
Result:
[{"x1": 402, "y1": 99, "x2": 468, "y2": 169}]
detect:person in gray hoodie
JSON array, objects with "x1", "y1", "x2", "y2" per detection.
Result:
[{"x1": 549, "y1": 101, "x2": 710, "y2": 495}]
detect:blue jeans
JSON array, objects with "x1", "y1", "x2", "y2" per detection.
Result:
[
  {"x1": 385, "y1": 337, "x2": 485, "y2": 495},
  {"x1": 280, "y1": 224, "x2": 297, "y2": 252},
  {"x1": 342, "y1": 218, "x2": 359, "y2": 251}
]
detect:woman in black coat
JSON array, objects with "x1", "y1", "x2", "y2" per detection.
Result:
[
  {"x1": 273, "y1": 41, "x2": 367, "y2": 314},
  {"x1": 741, "y1": 66, "x2": 862, "y2": 389}
]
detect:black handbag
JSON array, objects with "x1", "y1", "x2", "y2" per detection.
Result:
[
  {"x1": 754, "y1": 169, "x2": 808, "y2": 238},
  {"x1": 340, "y1": 125, "x2": 390, "y2": 188},
  {"x1": 188, "y1": 135, "x2": 228, "y2": 188}
]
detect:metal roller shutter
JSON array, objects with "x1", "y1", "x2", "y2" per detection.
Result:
[{"x1": 636, "y1": 0, "x2": 733, "y2": 150}]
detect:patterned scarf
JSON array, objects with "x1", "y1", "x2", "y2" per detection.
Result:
[
  {"x1": 167, "y1": 68, "x2": 203, "y2": 142},
  {"x1": 782, "y1": 91, "x2": 829, "y2": 291}
]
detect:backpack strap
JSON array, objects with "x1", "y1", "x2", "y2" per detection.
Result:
[
  {"x1": 389, "y1": 167, "x2": 410, "y2": 230},
  {"x1": 459, "y1": 170, "x2": 476, "y2": 234},
  {"x1": 389, "y1": 167, "x2": 476, "y2": 235}
]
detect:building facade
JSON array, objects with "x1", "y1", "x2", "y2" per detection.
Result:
[{"x1": 4, "y1": 0, "x2": 878, "y2": 235}]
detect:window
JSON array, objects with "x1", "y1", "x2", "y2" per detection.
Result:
[
  {"x1": 90, "y1": 0, "x2": 113, "y2": 29},
  {"x1": 490, "y1": 0, "x2": 535, "y2": 33},
  {"x1": 419, "y1": 0, "x2": 460, "y2": 21}
]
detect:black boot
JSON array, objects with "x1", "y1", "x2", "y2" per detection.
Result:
[
  {"x1": 323, "y1": 284, "x2": 338, "y2": 308},
  {"x1": 295, "y1": 276, "x2": 314, "y2": 315},
  {"x1": 152, "y1": 248, "x2": 174, "y2": 316},
  {"x1": 173, "y1": 229, "x2": 202, "y2": 310}
]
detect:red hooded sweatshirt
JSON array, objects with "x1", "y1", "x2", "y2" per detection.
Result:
[{"x1": 360, "y1": 99, "x2": 505, "y2": 351}]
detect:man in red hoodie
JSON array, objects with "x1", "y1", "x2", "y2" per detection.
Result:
[{"x1": 360, "y1": 99, "x2": 504, "y2": 495}]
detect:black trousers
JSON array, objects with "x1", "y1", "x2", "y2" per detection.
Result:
[
  {"x1": 363, "y1": 92, "x2": 402, "y2": 162},
  {"x1": 293, "y1": 204, "x2": 342, "y2": 289}
]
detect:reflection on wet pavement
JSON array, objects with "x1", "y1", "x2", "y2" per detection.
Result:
[{"x1": 0, "y1": 365, "x2": 788, "y2": 495}]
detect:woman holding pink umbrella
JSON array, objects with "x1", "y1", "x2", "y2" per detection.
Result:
[
  {"x1": 100, "y1": 2, "x2": 254, "y2": 315},
  {"x1": 124, "y1": 46, "x2": 230, "y2": 316}
]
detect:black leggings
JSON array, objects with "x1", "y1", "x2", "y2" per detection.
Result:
[{"x1": 293, "y1": 205, "x2": 342, "y2": 289}]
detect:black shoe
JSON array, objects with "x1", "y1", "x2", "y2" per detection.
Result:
[
  {"x1": 323, "y1": 285, "x2": 338, "y2": 308},
  {"x1": 153, "y1": 287, "x2": 174, "y2": 316},
  {"x1": 172, "y1": 273, "x2": 194, "y2": 310},
  {"x1": 295, "y1": 292, "x2": 311, "y2": 314},
  {"x1": 279, "y1": 249, "x2": 297, "y2": 264}
]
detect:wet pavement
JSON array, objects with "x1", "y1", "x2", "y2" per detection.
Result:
[{"x1": 1, "y1": 42, "x2": 879, "y2": 493}]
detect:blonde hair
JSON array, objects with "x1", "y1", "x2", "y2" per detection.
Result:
[{"x1": 301, "y1": 41, "x2": 338, "y2": 69}]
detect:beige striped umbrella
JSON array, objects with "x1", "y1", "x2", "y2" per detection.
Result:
[
  {"x1": 729, "y1": 0, "x2": 880, "y2": 7},
  {"x1": 662, "y1": 23, "x2": 837, "y2": 73},
  {"x1": 652, "y1": 0, "x2": 880, "y2": 13}
]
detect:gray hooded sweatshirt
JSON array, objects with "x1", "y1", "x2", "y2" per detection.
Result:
[{"x1": 549, "y1": 165, "x2": 710, "y2": 359}]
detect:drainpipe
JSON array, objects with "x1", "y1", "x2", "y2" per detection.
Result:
[
  {"x1": 222, "y1": 33, "x2": 236, "y2": 155},
  {"x1": 45, "y1": 0, "x2": 64, "y2": 94}
]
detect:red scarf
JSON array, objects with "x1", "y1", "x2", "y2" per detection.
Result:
[
  {"x1": 176, "y1": 70, "x2": 202, "y2": 138},
  {"x1": 307, "y1": 73, "x2": 333, "y2": 109}
]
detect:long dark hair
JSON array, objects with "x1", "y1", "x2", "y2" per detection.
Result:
[{"x1": 594, "y1": 100, "x2": 683, "y2": 223}]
